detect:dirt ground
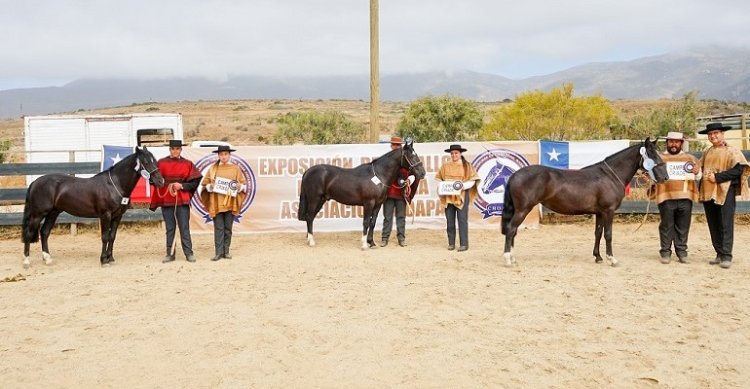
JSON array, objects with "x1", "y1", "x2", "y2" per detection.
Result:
[{"x1": 1, "y1": 220, "x2": 749, "y2": 388}]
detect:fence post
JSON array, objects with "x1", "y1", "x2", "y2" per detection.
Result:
[{"x1": 69, "y1": 151, "x2": 77, "y2": 235}]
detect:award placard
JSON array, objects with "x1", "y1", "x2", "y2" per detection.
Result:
[
  {"x1": 213, "y1": 176, "x2": 239, "y2": 196},
  {"x1": 437, "y1": 181, "x2": 464, "y2": 196},
  {"x1": 666, "y1": 161, "x2": 695, "y2": 181}
]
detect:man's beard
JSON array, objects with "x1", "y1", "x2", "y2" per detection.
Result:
[{"x1": 667, "y1": 146, "x2": 681, "y2": 155}]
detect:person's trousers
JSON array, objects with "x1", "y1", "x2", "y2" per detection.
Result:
[
  {"x1": 162, "y1": 205, "x2": 193, "y2": 256},
  {"x1": 703, "y1": 185, "x2": 736, "y2": 262},
  {"x1": 213, "y1": 211, "x2": 234, "y2": 256},
  {"x1": 657, "y1": 199, "x2": 693, "y2": 258},
  {"x1": 445, "y1": 191, "x2": 470, "y2": 247},
  {"x1": 381, "y1": 197, "x2": 406, "y2": 242}
]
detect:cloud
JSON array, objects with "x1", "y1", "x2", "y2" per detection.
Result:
[{"x1": 1, "y1": 0, "x2": 749, "y2": 89}]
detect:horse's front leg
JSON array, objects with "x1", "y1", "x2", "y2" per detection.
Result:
[
  {"x1": 367, "y1": 204, "x2": 381, "y2": 248},
  {"x1": 593, "y1": 214, "x2": 604, "y2": 263},
  {"x1": 602, "y1": 211, "x2": 618, "y2": 267},
  {"x1": 99, "y1": 216, "x2": 113, "y2": 266},
  {"x1": 360, "y1": 203, "x2": 376, "y2": 250},
  {"x1": 106, "y1": 215, "x2": 124, "y2": 263}
]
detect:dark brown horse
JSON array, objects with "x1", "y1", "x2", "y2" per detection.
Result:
[
  {"x1": 22, "y1": 147, "x2": 164, "y2": 267},
  {"x1": 298, "y1": 138, "x2": 426, "y2": 249},
  {"x1": 501, "y1": 138, "x2": 668, "y2": 267}
]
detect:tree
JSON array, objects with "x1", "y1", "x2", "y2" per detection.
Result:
[
  {"x1": 481, "y1": 83, "x2": 620, "y2": 141},
  {"x1": 611, "y1": 92, "x2": 700, "y2": 140},
  {"x1": 396, "y1": 95, "x2": 484, "y2": 142},
  {"x1": 272, "y1": 111, "x2": 366, "y2": 145}
]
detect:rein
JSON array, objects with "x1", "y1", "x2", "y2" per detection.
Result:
[{"x1": 603, "y1": 161, "x2": 626, "y2": 188}]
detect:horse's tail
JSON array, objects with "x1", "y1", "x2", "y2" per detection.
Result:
[
  {"x1": 501, "y1": 178, "x2": 515, "y2": 236},
  {"x1": 297, "y1": 179, "x2": 308, "y2": 221},
  {"x1": 21, "y1": 186, "x2": 39, "y2": 244}
]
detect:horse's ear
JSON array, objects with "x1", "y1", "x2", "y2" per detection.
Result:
[{"x1": 404, "y1": 136, "x2": 414, "y2": 147}]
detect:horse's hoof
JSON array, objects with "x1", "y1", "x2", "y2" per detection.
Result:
[
  {"x1": 595, "y1": 258, "x2": 603, "y2": 264},
  {"x1": 23, "y1": 257, "x2": 31, "y2": 269},
  {"x1": 503, "y1": 253, "x2": 514, "y2": 267},
  {"x1": 101, "y1": 262, "x2": 112, "y2": 268},
  {"x1": 42, "y1": 252, "x2": 53, "y2": 265}
]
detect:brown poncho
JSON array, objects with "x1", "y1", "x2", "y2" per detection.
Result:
[
  {"x1": 698, "y1": 145, "x2": 750, "y2": 205},
  {"x1": 435, "y1": 159, "x2": 480, "y2": 209},
  {"x1": 199, "y1": 162, "x2": 247, "y2": 218}
]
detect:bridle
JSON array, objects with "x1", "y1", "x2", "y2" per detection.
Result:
[
  {"x1": 134, "y1": 154, "x2": 160, "y2": 184},
  {"x1": 401, "y1": 147, "x2": 423, "y2": 172},
  {"x1": 639, "y1": 145, "x2": 665, "y2": 181}
]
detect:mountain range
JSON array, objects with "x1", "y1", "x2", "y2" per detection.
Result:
[{"x1": 1, "y1": 46, "x2": 749, "y2": 119}]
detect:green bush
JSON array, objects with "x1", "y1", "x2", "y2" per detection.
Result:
[
  {"x1": 612, "y1": 92, "x2": 700, "y2": 140},
  {"x1": 272, "y1": 111, "x2": 366, "y2": 145},
  {"x1": 0, "y1": 139, "x2": 11, "y2": 163},
  {"x1": 396, "y1": 95, "x2": 483, "y2": 142}
]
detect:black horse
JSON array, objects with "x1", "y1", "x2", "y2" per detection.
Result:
[
  {"x1": 298, "y1": 138, "x2": 426, "y2": 249},
  {"x1": 501, "y1": 138, "x2": 668, "y2": 267},
  {"x1": 22, "y1": 147, "x2": 164, "y2": 267}
]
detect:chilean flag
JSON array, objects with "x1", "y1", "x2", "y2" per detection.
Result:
[
  {"x1": 539, "y1": 140, "x2": 629, "y2": 169},
  {"x1": 101, "y1": 145, "x2": 151, "y2": 204},
  {"x1": 540, "y1": 140, "x2": 632, "y2": 194}
]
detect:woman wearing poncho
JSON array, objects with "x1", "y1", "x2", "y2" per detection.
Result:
[
  {"x1": 199, "y1": 145, "x2": 247, "y2": 261},
  {"x1": 435, "y1": 144, "x2": 480, "y2": 252}
]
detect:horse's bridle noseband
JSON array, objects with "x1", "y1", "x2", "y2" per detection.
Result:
[
  {"x1": 135, "y1": 156, "x2": 160, "y2": 183},
  {"x1": 640, "y1": 146, "x2": 665, "y2": 181},
  {"x1": 401, "y1": 148, "x2": 423, "y2": 171}
]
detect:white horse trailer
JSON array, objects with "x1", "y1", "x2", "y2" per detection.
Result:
[{"x1": 23, "y1": 113, "x2": 183, "y2": 184}]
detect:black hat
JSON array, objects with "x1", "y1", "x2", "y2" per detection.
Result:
[
  {"x1": 698, "y1": 122, "x2": 732, "y2": 135},
  {"x1": 168, "y1": 139, "x2": 185, "y2": 147},
  {"x1": 444, "y1": 144, "x2": 467, "y2": 153},
  {"x1": 212, "y1": 145, "x2": 237, "y2": 153}
]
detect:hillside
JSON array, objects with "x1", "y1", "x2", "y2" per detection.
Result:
[
  {"x1": 2, "y1": 98, "x2": 748, "y2": 158},
  {"x1": 2, "y1": 47, "x2": 750, "y2": 119}
]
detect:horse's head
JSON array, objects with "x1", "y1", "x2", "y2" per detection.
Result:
[
  {"x1": 136, "y1": 146, "x2": 165, "y2": 187},
  {"x1": 641, "y1": 137, "x2": 668, "y2": 183},
  {"x1": 401, "y1": 137, "x2": 426, "y2": 179}
]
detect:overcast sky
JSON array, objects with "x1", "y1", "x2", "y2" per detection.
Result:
[{"x1": 1, "y1": 0, "x2": 749, "y2": 91}]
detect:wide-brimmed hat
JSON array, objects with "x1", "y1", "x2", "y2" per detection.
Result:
[
  {"x1": 698, "y1": 122, "x2": 732, "y2": 135},
  {"x1": 389, "y1": 136, "x2": 403, "y2": 145},
  {"x1": 444, "y1": 144, "x2": 467, "y2": 153},
  {"x1": 212, "y1": 145, "x2": 237, "y2": 153},
  {"x1": 665, "y1": 131, "x2": 685, "y2": 141},
  {"x1": 168, "y1": 139, "x2": 185, "y2": 148}
]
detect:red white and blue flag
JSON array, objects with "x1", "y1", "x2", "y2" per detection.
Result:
[
  {"x1": 101, "y1": 145, "x2": 151, "y2": 203},
  {"x1": 539, "y1": 140, "x2": 629, "y2": 169}
]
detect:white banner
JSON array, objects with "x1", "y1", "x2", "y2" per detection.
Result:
[{"x1": 142, "y1": 141, "x2": 541, "y2": 234}]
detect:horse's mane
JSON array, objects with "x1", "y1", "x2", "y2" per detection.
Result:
[
  {"x1": 369, "y1": 147, "x2": 400, "y2": 165},
  {"x1": 92, "y1": 149, "x2": 139, "y2": 178}
]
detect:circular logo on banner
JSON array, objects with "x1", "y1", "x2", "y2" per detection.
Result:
[
  {"x1": 472, "y1": 148, "x2": 530, "y2": 219},
  {"x1": 683, "y1": 161, "x2": 695, "y2": 173},
  {"x1": 190, "y1": 155, "x2": 257, "y2": 223},
  {"x1": 452, "y1": 181, "x2": 464, "y2": 191}
]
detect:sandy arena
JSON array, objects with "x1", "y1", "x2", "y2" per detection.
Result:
[{"x1": 1, "y1": 221, "x2": 749, "y2": 388}]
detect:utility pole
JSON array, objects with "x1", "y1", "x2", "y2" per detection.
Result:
[{"x1": 369, "y1": 0, "x2": 380, "y2": 143}]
